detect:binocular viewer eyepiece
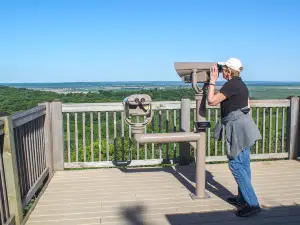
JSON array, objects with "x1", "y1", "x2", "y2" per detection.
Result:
[
  {"x1": 123, "y1": 94, "x2": 152, "y2": 117},
  {"x1": 123, "y1": 94, "x2": 153, "y2": 134},
  {"x1": 174, "y1": 62, "x2": 215, "y2": 84}
]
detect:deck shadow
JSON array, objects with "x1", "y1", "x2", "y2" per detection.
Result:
[
  {"x1": 165, "y1": 204, "x2": 300, "y2": 225},
  {"x1": 119, "y1": 204, "x2": 300, "y2": 225},
  {"x1": 118, "y1": 165, "x2": 234, "y2": 204}
]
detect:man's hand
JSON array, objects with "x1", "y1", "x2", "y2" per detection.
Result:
[{"x1": 210, "y1": 64, "x2": 219, "y2": 83}]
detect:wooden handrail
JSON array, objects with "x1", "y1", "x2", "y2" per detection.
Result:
[
  {"x1": 12, "y1": 105, "x2": 46, "y2": 128},
  {"x1": 62, "y1": 99, "x2": 291, "y2": 112}
]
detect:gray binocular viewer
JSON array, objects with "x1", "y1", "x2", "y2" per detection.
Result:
[
  {"x1": 123, "y1": 94, "x2": 153, "y2": 134},
  {"x1": 174, "y1": 62, "x2": 215, "y2": 84}
]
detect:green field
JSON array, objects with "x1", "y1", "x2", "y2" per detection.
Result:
[{"x1": 248, "y1": 86, "x2": 300, "y2": 99}]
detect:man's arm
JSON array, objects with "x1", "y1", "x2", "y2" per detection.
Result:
[{"x1": 207, "y1": 84, "x2": 226, "y2": 106}]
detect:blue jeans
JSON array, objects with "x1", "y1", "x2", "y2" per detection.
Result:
[{"x1": 228, "y1": 146, "x2": 259, "y2": 207}]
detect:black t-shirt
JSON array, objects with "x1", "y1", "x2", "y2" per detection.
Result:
[{"x1": 219, "y1": 77, "x2": 249, "y2": 118}]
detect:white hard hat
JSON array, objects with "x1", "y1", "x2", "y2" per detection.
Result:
[{"x1": 218, "y1": 58, "x2": 243, "y2": 72}]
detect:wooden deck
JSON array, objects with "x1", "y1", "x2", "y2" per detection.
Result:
[{"x1": 25, "y1": 159, "x2": 300, "y2": 225}]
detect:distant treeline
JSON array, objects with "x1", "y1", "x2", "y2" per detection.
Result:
[
  {"x1": 1, "y1": 85, "x2": 300, "y2": 114},
  {"x1": 0, "y1": 86, "x2": 195, "y2": 114}
]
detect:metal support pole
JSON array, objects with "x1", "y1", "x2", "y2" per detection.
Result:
[
  {"x1": 134, "y1": 132, "x2": 201, "y2": 143},
  {"x1": 195, "y1": 139, "x2": 206, "y2": 198},
  {"x1": 190, "y1": 89, "x2": 210, "y2": 199},
  {"x1": 179, "y1": 97, "x2": 190, "y2": 165}
]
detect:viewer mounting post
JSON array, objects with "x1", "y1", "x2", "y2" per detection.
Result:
[
  {"x1": 174, "y1": 62, "x2": 213, "y2": 198},
  {"x1": 179, "y1": 97, "x2": 190, "y2": 165}
]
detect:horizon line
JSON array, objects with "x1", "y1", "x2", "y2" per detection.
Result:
[{"x1": 1, "y1": 80, "x2": 300, "y2": 84}]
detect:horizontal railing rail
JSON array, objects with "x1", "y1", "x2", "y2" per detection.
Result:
[
  {"x1": 62, "y1": 99, "x2": 291, "y2": 168},
  {"x1": 207, "y1": 99, "x2": 291, "y2": 108},
  {"x1": 12, "y1": 105, "x2": 46, "y2": 128},
  {"x1": 62, "y1": 99, "x2": 291, "y2": 112},
  {"x1": 12, "y1": 105, "x2": 49, "y2": 208},
  {"x1": 0, "y1": 121, "x2": 15, "y2": 225}
]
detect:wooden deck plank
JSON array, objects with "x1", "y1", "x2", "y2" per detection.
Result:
[
  {"x1": 48, "y1": 172, "x2": 300, "y2": 185},
  {"x1": 44, "y1": 174, "x2": 300, "y2": 193},
  {"x1": 25, "y1": 160, "x2": 300, "y2": 225},
  {"x1": 43, "y1": 178, "x2": 300, "y2": 194},
  {"x1": 51, "y1": 165, "x2": 300, "y2": 180},
  {"x1": 50, "y1": 160, "x2": 299, "y2": 179},
  {"x1": 50, "y1": 169, "x2": 300, "y2": 182}
]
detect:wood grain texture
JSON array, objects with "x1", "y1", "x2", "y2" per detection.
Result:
[
  {"x1": 50, "y1": 101, "x2": 64, "y2": 171},
  {"x1": 0, "y1": 116, "x2": 23, "y2": 224},
  {"x1": 0, "y1": 134, "x2": 10, "y2": 224},
  {"x1": 26, "y1": 160, "x2": 300, "y2": 225},
  {"x1": 5, "y1": 215, "x2": 15, "y2": 225}
]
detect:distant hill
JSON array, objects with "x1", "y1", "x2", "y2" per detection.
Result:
[
  {"x1": 1, "y1": 81, "x2": 300, "y2": 89},
  {"x1": 1, "y1": 84, "x2": 300, "y2": 115}
]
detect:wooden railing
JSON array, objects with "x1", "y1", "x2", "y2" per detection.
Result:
[
  {"x1": 60, "y1": 98, "x2": 298, "y2": 168},
  {"x1": 62, "y1": 101, "x2": 182, "y2": 167},
  {"x1": 206, "y1": 99, "x2": 291, "y2": 161},
  {"x1": 0, "y1": 103, "x2": 53, "y2": 225},
  {"x1": 0, "y1": 121, "x2": 14, "y2": 225},
  {"x1": 12, "y1": 105, "x2": 48, "y2": 208}
]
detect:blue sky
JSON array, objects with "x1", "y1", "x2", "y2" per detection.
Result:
[{"x1": 1, "y1": 0, "x2": 299, "y2": 83}]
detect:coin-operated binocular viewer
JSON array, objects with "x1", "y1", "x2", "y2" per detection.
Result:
[
  {"x1": 173, "y1": 62, "x2": 214, "y2": 198},
  {"x1": 123, "y1": 94, "x2": 153, "y2": 134},
  {"x1": 123, "y1": 62, "x2": 214, "y2": 200},
  {"x1": 174, "y1": 62, "x2": 214, "y2": 129}
]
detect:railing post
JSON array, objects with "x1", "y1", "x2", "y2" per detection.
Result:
[
  {"x1": 40, "y1": 102, "x2": 54, "y2": 177},
  {"x1": 0, "y1": 114, "x2": 23, "y2": 225},
  {"x1": 179, "y1": 97, "x2": 191, "y2": 165},
  {"x1": 51, "y1": 101, "x2": 64, "y2": 171},
  {"x1": 287, "y1": 96, "x2": 299, "y2": 159}
]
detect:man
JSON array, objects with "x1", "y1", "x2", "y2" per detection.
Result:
[{"x1": 206, "y1": 58, "x2": 262, "y2": 217}]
